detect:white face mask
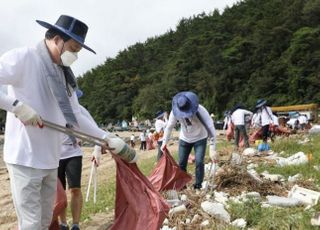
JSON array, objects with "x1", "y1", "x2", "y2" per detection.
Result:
[{"x1": 61, "y1": 50, "x2": 78, "y2": 67}]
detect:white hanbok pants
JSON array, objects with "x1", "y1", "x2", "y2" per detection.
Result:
[{"x1": 7, "y1": 163, "x2": 57, "y2": 230}]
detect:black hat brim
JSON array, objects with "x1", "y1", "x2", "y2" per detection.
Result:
[{"x1": 36, "y1": 20, "x2": 96, "y2": 54}]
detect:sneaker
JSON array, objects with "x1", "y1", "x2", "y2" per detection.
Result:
[
  {"x1": 193, "y1": 184, "x2": 202, "y2": 190},
  {"x1": 60, "y1": 224, "x2": 69, "y2": 230},
  {"x1": 71, "y1": 225, "x2": 80, "y2": 230}
]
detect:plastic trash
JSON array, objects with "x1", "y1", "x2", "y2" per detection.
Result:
[
  {"x1": 261, "y1": 171, "x2": 285, "y2": 182},
  {"x1": 169, "y1": 204, "x2": 187, "y2": 216},
  {"x1": 266, "y1": 195, "x2": 301, "y2": 207},
  {"x1": 201, "y1": 201, "x2": 231, "y2": 223},
  {"x1": 277, "y1": 152, "x2": 308, "y2": 166},
  {"x1": 231, "y1": 218, "x2": 247, "y2": 228},
  {"x1": 288, "y1": 185, "x2": 320, "y2": 206},
  {"x1": 230, "y1": 152, "x2": 242, "y2": 165},
  {"x1": 200, "y1": 220, "x2": 210, "y2": 226},
  {"x1": 191, "y1": 214, "x2": 201, "y2": 224},
  {"x1": 258, "y1": 143, "x2": 270, "y2": 152},
  {"x1": 213, "y1": 191, "x2": 229, "y2": 205},
  {"x1": 309, "y1": 125, "x2": 320, "y2": 134},
  {"x1": 288, "y1": 174, "x2": 303, "y2": 183},
  {"x1": 243, "y1": 148, "x2": 257, "y2": 156},
  {"x1": 311, "y1": 212, "x2": 320, "y2": 226}
]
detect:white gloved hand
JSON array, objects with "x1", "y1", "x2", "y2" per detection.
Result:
[
  {"x1": 91, "y1": 145, "x2": 102, "y2": 167},
  {"x1": 209, "y1": 145, "x2": 219, "y2": 162},
  {"x1": 12, "y1": 102, "x2": 43, "y2": 127},
  {"x1": 160, "y1": 143, "x2": 167, "y2": 152}
]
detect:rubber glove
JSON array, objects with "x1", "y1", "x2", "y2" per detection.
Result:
[
  {"x1": 91, "y1": 145, "x2": 102, "y2": 166},
  {"x1": 12, "y1": 101, "x2": 43, "y2": 127},
  {"x1": 209, "y1": 146, "x2": 219, "y2": 163},
  {"x1": 160, "y1": 143, "x2": 167, "y2": 152}
]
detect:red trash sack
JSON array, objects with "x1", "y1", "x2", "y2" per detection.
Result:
[
  {"x1": 49, "y1": 178, "x2": 67, "y2": 230},
  {"x1": 148, "y1": 149, "x2": 192, "y2": 192},
  {"x1": 226, "y1": 122, "x2": 234, "y2": 141},
  {"x1": 249, "y1": 127, "x2": 263, "y2": 144},
  {"x1": 111, "y1": 156, "x2": 169, "y2": 230}
]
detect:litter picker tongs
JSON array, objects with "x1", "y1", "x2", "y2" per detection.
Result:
[
  {"x1": 43, "y1": 119, "x2": 112, "y2": 148},
  {"x1": 43, "y1": 119, "x2": 114, "y2": 204}
]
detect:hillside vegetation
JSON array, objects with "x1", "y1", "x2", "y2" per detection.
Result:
[{"x1": 78, "y1": 0, "x2": 320, "y2": 124}]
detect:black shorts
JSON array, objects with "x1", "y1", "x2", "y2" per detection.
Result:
[{"x1": 58, "y1": 156, "x2": 82, "y2": 190}]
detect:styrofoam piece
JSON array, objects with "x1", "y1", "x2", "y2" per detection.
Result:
[
  {"x1": 200, "y1": 220, "x2": 209, "y2": 226},
  {"x1": 243, "y1": 148, "x2": 257, "y2": 156},
  {"x1": 166, "y1": 199, "x2": 182, "y2": 207},
  {"x1": 185, "y1": 218, "x2": 191, "y2": 224},
  {"x1": 180, "y1": 194, "x2": 187, "y2": 201},
  {"x1": 277, "y1": 152, "x2": 308, "y2": 166},
  {"x1": 231, "y1": 218, "x2": 247, "y2": 228},
  {"x1": 241, "y1": 192, "x2": 261, "y2": 201},
  {"x1": 231, "y1": 152, "x2": 242, "y2": 165},
  {"x1": 201, "y1": 201, "x2": 231, "y2": 223},
  {"x1": 261, "y1": 202, "x2": 272, "y2": 208},
  {"x1": 247, "y1": 169, "x2": 263, "y2": 183},
  {"x1": 311, "y1": 212, "x2": 320, "y2": 226},
  {"x1": 261, "y1": 171, "x2": 285, "y2": 182},
  {"x1": 266, "y1": 195, "x2": 301, "y2": 207},
  {"x1": 266, "y1": 196, "x2": 302, "y2": 207},
  {"x1": 309, "y1": 125, "x2": 320, "y2": 134},
  {"x1": 288, "y1": 174, "x2": 302, "y2": 183},
  {"x1": 163, "y1": 218, "x2": 169, "y2": 225},
  {"x1": 191, "y1": 214, "x2": 201, "y2": 224},
  {"x1": 288, "y1": 185, "x2": 320, "y2": 206},
  {"x1": 214, "y1": 191, "x2": 229, "y2": 205},
  {"x1": 247, "y1": 163, "x2": 258, "y2": 170},
  {"x1": 169, "y1": 204, "x2": 187, "y2": 216}
]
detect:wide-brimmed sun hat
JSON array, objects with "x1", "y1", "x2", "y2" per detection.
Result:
[
  {"x1": 155, "y1": 110, "x2": 165, "y2": 119},
  {"x1": 36, "y1": 15, "x2": 96, "y2": 54},
  {"x1": 76, "y1": 89, "x2": 83, "y2": 98},
  {"x1": 256, "y1": 99, "x2": 267, "y2": 108},
  {"x1": 172, "y1": 91, "x2": 199, "y2": 119}
]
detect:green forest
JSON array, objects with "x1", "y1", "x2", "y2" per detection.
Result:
[{"x1": 77, "y1": 0, "x2": 320, "y2": 124}]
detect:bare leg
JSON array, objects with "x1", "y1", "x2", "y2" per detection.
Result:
[{"x1": 70, "y1": 188, "x2": 83, "y2": 225}]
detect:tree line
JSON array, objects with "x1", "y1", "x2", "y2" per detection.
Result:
[{"x1": 77, "y1": 0, "x2": 320, "y2": 124}]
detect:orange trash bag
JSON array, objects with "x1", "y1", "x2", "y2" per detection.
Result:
[
  {"x1": 49, "y1": 178, "x2": 67, "y2": 230},
  {"x1": 110, "y1": 155, "x2": 169, "y2": 230},
  {"x1": 148, "y1": 148, "x2": 192, "y2": 192}
]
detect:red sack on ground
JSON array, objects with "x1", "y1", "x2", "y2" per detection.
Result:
[
  {"x1": 148, "y1": 149, "x2": 192, "y2": 192},
  {"x1": 111, "y1": 156, "x2": 169, "y2": 230},
  {"x1": 49, "y1": 178, "x2": 67, "y2": 230}
]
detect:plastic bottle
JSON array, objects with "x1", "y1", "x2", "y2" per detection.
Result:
[{"x1": 106, "y1": 136, "x2": 138, "y2": 163}]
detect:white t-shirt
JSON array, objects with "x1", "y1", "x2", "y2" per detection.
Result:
[
  {"x1": 139, "y1": 132, "x2": 146, "y2": 141},
  {"x1": 231, "y1": 109, "x2": 253, "y2": 126},
  {"x1": 256, "y1": 106, "x2": 273, "y2": 126},
  {"x1": 0, "y1": 45, "x2": 107, "y2": 169},
  {"x1": 298, "y1": 115, "x2": 308, "y2": 125},
  {"x1": 60, "y1": 105, "x2": 98, "y2": 160},
  {"x1": 163, "y1": 105, "x2": 216, "y2": 149},
  {"x1": 155, "y1": 118, "x2": 167, "y2": 142}
]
